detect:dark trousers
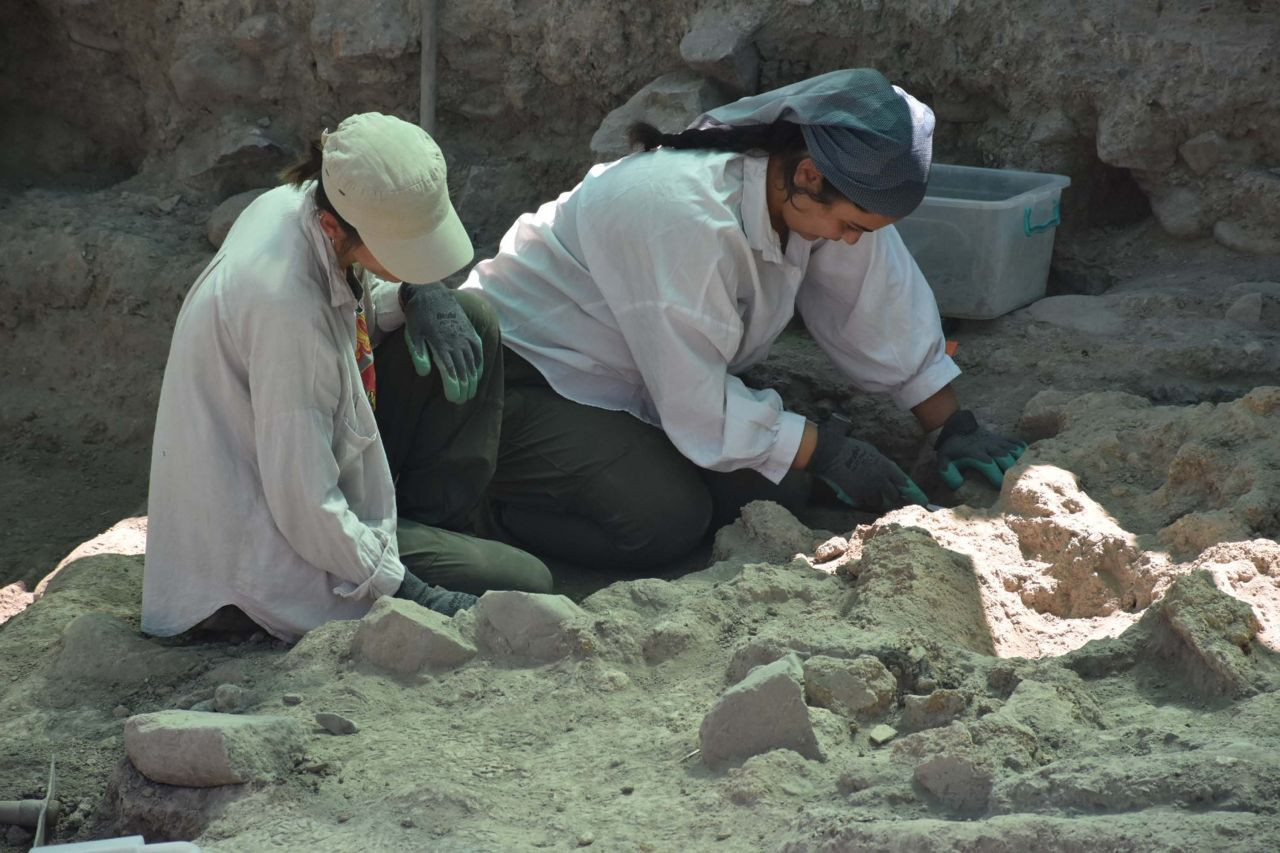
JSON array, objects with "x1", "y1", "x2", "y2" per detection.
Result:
[
  {"x1": 486, "y1": 348, "x2": 811, "y2": 572},
  {"x1": 373, "y1": 291, "x2": 552, "y2": 595}
]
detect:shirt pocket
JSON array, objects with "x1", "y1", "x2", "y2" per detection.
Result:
[
  {"x1": 335, "y1": 399, "x2": 377, "y2": 469},
  {"x1": 333, "y1": 343, "x2": 379, "y2": 469}
]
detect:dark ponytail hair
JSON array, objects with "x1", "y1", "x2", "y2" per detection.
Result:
[
  {"x1": 626, "y1": 120, "x2": 848, "y2": 206},
  {"x1": 278, "y1": 137, "x2": 361, "y2": 242}
]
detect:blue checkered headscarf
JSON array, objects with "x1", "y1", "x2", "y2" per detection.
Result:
[{"x1": 691, "y1": 69, "x2": 935, "y2": 217}]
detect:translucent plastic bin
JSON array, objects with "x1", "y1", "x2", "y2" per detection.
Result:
[{"x1": 895, "y1": 164, "x2": 1071, "y2": 320}]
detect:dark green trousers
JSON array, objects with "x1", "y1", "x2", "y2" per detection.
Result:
[
  {"x1": 374, "y1": 291, "x2": 552, "y2": 595},
  {"x1": 486, "y1": 348, "x2": 810, "y2": 572}
]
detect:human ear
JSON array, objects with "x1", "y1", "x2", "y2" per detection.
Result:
[
  {"x1": 793, "y1": 157, "x2": 825, "y2": 192},
  {"x1": 317, "y1": 210, "x2": 344, "y2": 242}
]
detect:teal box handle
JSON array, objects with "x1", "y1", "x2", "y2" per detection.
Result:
[{"x1": 1023, "y1": 200, "x2": 1061, "y2": 236}]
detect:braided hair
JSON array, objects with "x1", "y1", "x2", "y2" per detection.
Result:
[{"x1": 627, "y1": 120, "x2": 848, "y2": 206}]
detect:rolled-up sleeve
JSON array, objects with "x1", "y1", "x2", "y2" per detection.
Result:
[
  {"x1": 797, "y1": 225, "x2": 959, "y2": 410},
  {"x1": 365, "y1": 274, "x2": 407, "y2": 344},
  {"x1": 579, "y1": 181, "x2": 806, "y2": 482},
  {"x1": 244, "y1": 298, "x2": 403, "y2": 599}
]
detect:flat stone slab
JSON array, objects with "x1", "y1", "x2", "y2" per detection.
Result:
[
  {"x1": 353, "y1": 596, "x2": 477, "y2": 675},
  {"x1": 124, "y1": 711, "x2": 304, "y2": 787},
  {"x1": 700, "y1": 653, "x2": 822, "y2": 767}
]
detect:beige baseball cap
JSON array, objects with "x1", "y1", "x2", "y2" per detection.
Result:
[{"x1": 321, "y1": 113, "x2": 473, "y2": 283}]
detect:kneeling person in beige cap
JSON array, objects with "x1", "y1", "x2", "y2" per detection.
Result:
[{"x1": 144, "y1": 113, "x2": 551, "y2": 643}]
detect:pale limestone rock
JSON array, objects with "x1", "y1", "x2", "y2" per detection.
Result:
[
  {"x1": 803, "y1": 655, "x2": 897, "y2": 720},
  {"x1": 352, "y1": 596, "x2": 477, "y2": 675},
  {"x1": 474, "y1": 591, "x2": 591, "y2": 665},
  {"x1": 700, "y1": 653, "x2": 822, "y2": 767},
  {"x1": 902, "y1": 689, "x2": 969, "y2": 732},
  {"x1": 124, "y1": 711, "x2": 303, "y2": 787}
]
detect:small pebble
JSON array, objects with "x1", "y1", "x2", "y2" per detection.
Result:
[
  {"x1": 190, "y1": 699, "x2": 215, "y2": 713},
  {"x1": 868, "y1": 724, "x2": 898, "y2": 746},
  {"x1": 112, "y1": 704, "x2": 132, "y2": 719},
  {"x1": 401, "y1": 818, "x2": 415, "y2": 828},
  {"x1": 620, "y1": 785, "x2": 634, "y2": 795},
  {"x1": 814, "y1": 536, "x2": 850, "y2": 563},
  {"x1": 576, "y1": 833, "x2": 595, "y2": 847},
  {"x1": 315, "y1": 712, "x2": 359, "y2": 735},
  {"x1": 282, "y1": 693, "x2": 303, "y2": 706},
  {"x1": 337, "y1": 812, "x2": 352, "y2": 824}
]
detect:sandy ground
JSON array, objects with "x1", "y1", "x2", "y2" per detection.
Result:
[{"x1": 1, "y1": 219, "x2": 1279, "y2": 850}]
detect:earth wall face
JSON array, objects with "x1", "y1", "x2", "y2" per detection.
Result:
[{"x1": 5, "y1": 1, "x2": 1278, "y2": 246}]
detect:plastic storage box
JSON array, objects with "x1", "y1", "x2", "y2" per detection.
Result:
[{"x1": 895, "y1": 164, "x2": 1071, "y2": 320}]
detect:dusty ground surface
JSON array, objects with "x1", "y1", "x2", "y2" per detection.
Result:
[
  {"x1": 1, "y1": 226, "x2": 1278, "y2": 851},
  {"x1": 4, "y1": 1, "x2": 1280, "y2": 850}
]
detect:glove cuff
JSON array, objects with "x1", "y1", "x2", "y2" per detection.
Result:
[
  {"x1": 808, "y1": 418, "x2": 849, "y2": 473},
  {"x1": 934, "y1": 409, "x2": 979, "y2": 451}
]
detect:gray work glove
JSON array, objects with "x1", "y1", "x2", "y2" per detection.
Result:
[
  {"x1": 808, "y1": 418, "x2": 929, "y2": 512},
  {"x1": 935, "y1": 409, "x2": 1027, "y2": 489},
  {"x1": 394, "y1": 571, "x2": 478, "y2": 617},
  {"x1": 400, "y1": 282, "x2": 483, "y2": 403}
]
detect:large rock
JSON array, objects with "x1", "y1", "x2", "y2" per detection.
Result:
[
  {"x1": 309, "y1": 0, "x2": 418, "y2": 88},
  {"x1": 175, "y1": 117, "x2": 288, "y2": 197},
  {"x1": 712, "y1": 500, "x2": 818, "y2": 566},
  {"x1": 1214, "y1": 220, "x2": 1280, "y2": 256},
  {"x1": 1137, "y1": 570, "x2": 1275, "y2": 699},
  {"x1": 168, "y1": 45, "x2": 264, "y2": 106},
  {"x1": 901, "y1": 689, "x2": 969, "y2": 732},
  {"x1": 802, "y1": 654, "x2": 896, "y2": 720},
  {"x1": 589, "y1": 71, "x2": 731, "y2": 163},
  {"x1": 352, "y1": 596, "x2": 477, "y2": 675},
  {"x1": 679, "y1": 12, "x2": 760, "y2": 93},
  {"x1": 474, "y1": 591, "x2": 592, "y2": 665},
  {"x1": 913, "y1": 754, "x2": 993, "y2": 817},
  {"x1": 700, "y1": 653, "x2": 822, "y2": 767},
  {"x1": 124, "y1": 711, "x2": 304, "y2": 787}
]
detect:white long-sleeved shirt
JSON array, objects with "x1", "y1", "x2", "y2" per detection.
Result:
[
  {"x1": 143, "y1": 184, "x2": 407, "y2": 642},
  {"x1": 463, "y1": 150, "x2": 958, "y2": 483}
]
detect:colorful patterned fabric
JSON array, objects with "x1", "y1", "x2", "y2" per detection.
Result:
[{"x1": 355, "y1": 305, "x2": 376, "y2": 410}]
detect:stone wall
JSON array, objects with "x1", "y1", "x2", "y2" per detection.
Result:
[{"x1": 5, "y1": 0, "x2": 1278, "y2": 250}]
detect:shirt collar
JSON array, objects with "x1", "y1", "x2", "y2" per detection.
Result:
[
  {"x1": 740, "y1": 155, "x2": 785, "y2": 265},
  {"x1": 300, "y1": 183, "x2": 358, "y2": 308}
]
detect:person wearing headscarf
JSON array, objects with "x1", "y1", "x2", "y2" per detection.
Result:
[
  {"x1": 461, "y1": 69, "x2": 1025, "y2": 572},
  {"x1": 144, "y1": 113, "x2": 550, "y2": 643}
]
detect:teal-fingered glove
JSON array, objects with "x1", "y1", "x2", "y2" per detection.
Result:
[
  {"x1": 808, "y1": 418, "x2": 929, "y2": 511},
  {"x1": 935, "y1": 409, "x2": 1027, "y2": 489},
  {"x1": 400, "y1": 282, "x2": 483, "y2": 403}
]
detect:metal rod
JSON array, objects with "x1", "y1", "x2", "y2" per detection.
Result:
[{"x1": 419, "y1": 0, "x2": 439, "y2": 135}]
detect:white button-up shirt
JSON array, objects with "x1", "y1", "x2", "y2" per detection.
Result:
[
  {"x1": 463, "y1": 150, "x2": 958, "y2": 483},
  {"x1": 144, "y1": 184, "x2": 407, "y2": 642}
]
